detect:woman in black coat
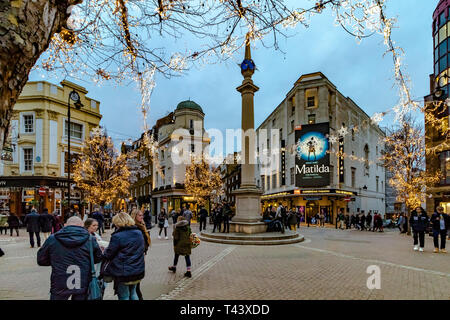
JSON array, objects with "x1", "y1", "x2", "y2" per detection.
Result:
[{"x1": 102, "y1": 212, "x2": 145, "y2": 300}]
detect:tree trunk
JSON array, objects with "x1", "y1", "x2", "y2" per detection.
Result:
[{"x1": 0, "y1": 0, "x2": 80, "y2": 150}]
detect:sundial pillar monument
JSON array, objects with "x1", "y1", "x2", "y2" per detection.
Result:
[{"x1": 231, "y1": 35, "x2": 266, "y2": 234}]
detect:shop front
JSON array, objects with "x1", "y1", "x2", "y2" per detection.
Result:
[
  {"x1": 152, "y1": 188, "x2": 210, "y2": 220},
  {"x1": 261, "y1": 189, "x2": 357, "y2": 224},
  {"x1": 0, "y1": 176, "x2": 82, "y2": 217}
]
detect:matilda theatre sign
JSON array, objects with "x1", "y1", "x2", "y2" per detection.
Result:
[{"x1": 295, "y1": 122, "x2": 330, "y2": 188}]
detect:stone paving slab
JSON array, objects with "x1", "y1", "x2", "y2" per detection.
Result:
[{"x1": 0, "y1": 224, "x2": 449, "y2": 300}]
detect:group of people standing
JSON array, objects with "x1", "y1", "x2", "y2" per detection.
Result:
[
  {"x1": 35, "y1": 204, "x2": 195, "y2": 300},
  {"x1": 409, "y1": 206, "x2": 449, "y2": 253},
  {"x1": 211, "y1": 202, "x2": 234, "y2": 233},
  {"x1": 336, "y1": 209, "x2": 384, "y2": 232},
  {"x1": 262, "y1": 204, "x2": 302, "y2": 231}
]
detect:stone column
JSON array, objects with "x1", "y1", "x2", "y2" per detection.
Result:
[{"x1": 230, "y1": 36, "x2": 266, "y2": 234}]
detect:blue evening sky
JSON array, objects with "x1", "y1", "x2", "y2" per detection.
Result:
[{"x1": 29, "y1": 0, "x2": 436, "y2": 148}]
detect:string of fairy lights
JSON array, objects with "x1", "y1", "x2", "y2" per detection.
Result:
[{"x1": 25, "y1": 0, "x2": 450, "y2": 194}]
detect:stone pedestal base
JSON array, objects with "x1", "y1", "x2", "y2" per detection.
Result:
[
  {"x1": 230, "y1": 221, "x2": 267, "y2": 234},
  {"x1": 230, "y1": 186, "x2": 264, "y2": 234}
]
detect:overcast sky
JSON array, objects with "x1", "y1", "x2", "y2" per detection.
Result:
[{"x1": 29, "y1": 0, "x2": 436, "y2": 148}]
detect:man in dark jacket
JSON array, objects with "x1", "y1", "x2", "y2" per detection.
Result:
[
  {"x1": 410, "y1": 207, "x2": 429, "y2": 252},
  {"x1": 24, "y1": 209, "x2": 41, "y2": 248},
  {"x1": 40, "y1": 208, "x2": 53, "y2": 241},
  {"x1": 7, "y1": 213, "x2": 20, "y2": 237},
  {"x1": 37, "y1": 216, "x2": 102, "y2": 300},
  {"x1": 431, "y1": 206, "x2": 449, "y2": 253},
  {"x1": 92, "y1": 209, "x2": 104, "y2": 236},
  {"x1": 222, "y1": 202, "x2": 233, "y2": 233},
  {"x1": 212, "y1": 206, "x2": 222, "y2": 233},
  {"x1": 198, "y1": 206, "x2": 208, "y2": 232}
]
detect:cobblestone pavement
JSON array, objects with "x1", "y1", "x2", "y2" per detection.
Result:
[{"x1": 0, "y1": 223, "x2": 449, "y2": 300}]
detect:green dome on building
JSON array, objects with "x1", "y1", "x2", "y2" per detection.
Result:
[{"x1": 176, "y1": 100, "x2": 203, "y2": 113}]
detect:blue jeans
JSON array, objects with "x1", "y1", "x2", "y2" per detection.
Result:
[{"x1": 117, "y1": 283, "x2": 139, "y2": 300}]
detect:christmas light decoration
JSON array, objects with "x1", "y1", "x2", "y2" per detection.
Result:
[
  {"x1": 184, "y1": 155, "x2": 224, "y2": 206},
  {"x1": 73, "y1": 127, "x2": 130, "y2": 206}
]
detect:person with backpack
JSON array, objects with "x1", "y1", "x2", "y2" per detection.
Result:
[
  {"x1": 410, "y1": 207, "x2": 429, "y2": 252},
  {"x1": 168, "y1": 216, "x2": 193, "y2": 278},
  {"x1": 157, "y1": 208, "x2": 169, "y2": 239}
]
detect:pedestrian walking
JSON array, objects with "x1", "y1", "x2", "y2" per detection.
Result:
[
  {"x1": 338, "y1": 210, "x2": 345, "y2": 230},
  {"x1": 410, "y1": 207, "x2": 429, "y2": 252},
  {"x1": 158, "y1": 208, "x2": 169, "y2": 239},
  {"x1": 92, "y1": 208, "x2": 104, "y2": 236},
  {"x1": 37, "y1": 216, "x2": 102, "y2": 300},
  {"x1": 170, "y1": 208, "x2": 178, "y2": 225},
  {"x1": 198, "y1": 206, "x2": 208, "y2": 232},
  {"x1": 102, "y1": 212, "x2": 146, "y2": 300},
  {"x1": 366, "y1": 211, "x2": 373, "y2": 231},
  {"x1": 7, "y1": 213, "x2": 20, "y2": 237},
  {"x1": 375, "y1": 212, "x2": 384, "y2": 232},
  {"x1": 183, "y1": 205, "x2": 193, "y2": 226},
  {"x1": 0, "y1": 214, "x2": 8, "y2": 235},
  {"x1": 130, "y1": 209, "x2": 151, "y2": 300},
  {"x1": 431, "y1": 206, "x2": 449, "y2": 253},
  {"x1": 397, "y1": 213, "x2": 404, "y2": 233},
  {"x1": 143, "y1": 209, "x2": 152, "y2": 230},
  {"x1": 360, "y1": 213, "x2": 366, "y2": 231},
  {"x1": 168, "y1": 216, "x2": 192, "y2": 278},
  {"x1": 40, "y1": 208, "x2": 53, "y2": 241},
  {"x1": 320, "y1": 211, "x2": 326, "y2": 227},
  {"x1": 24, "y1": 208, "x2": 41, "y2": 248}
]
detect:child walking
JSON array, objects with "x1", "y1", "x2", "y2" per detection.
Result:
[{"x1": 168, "y1": 216, "x2": 192, "y2": 278}]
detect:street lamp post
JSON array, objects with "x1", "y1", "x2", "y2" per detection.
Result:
[{"x1": 67, "y1": 90, "x2": 83, "y2": 219}]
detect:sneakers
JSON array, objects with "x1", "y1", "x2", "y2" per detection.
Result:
[
  {"x1": 433, "y1": 248, "x2": 439, "y2": 253},
  {"x1": 158, "y1": 235, "x2": 161, "y2": 239},
  {"x1": 168, "y1": 266, "x2": 176, "y2": 273},
  {"x1": 419, "y1": 248, "x2": 424, "y2": 252},
  {"x1": 413, "y1": 245, "x2": 419, "y2": 251},
  {"x1": 165, "y1": 236, "x2": 168, "y2": 240},
  {"x1": 441, "y1": 249, "x2": 447, "y2": 253},
  {"x1": 184, "y1": 271, "x2": 192, "y2": 278}
]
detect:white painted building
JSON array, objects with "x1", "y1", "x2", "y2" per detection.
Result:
[{"x1": 256, "y1": 72, "x2": 386, "y2": 222}]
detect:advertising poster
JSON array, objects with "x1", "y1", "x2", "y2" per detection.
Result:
[{"x1": 295, "y1": 122, "x2": 330, "y2": 187}]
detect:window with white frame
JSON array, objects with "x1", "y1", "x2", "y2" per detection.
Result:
[
  {"x1": 65, "y1": 121, "x2": 83, "y2": 139},
  {"x1": 23, "y1": 148, "x2": 33, "y2": 171},
  {"x1": 23, "y1": 115, "x2": 34, "y2": 133}
]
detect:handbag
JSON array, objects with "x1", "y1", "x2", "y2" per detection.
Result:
[{"x1": 87, "y1": 237, "x2": 103, "y2": 300}]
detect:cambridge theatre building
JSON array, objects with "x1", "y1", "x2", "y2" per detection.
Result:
[{"x1": 256, "y1": 72, "x2": 386, "y2": 223}]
